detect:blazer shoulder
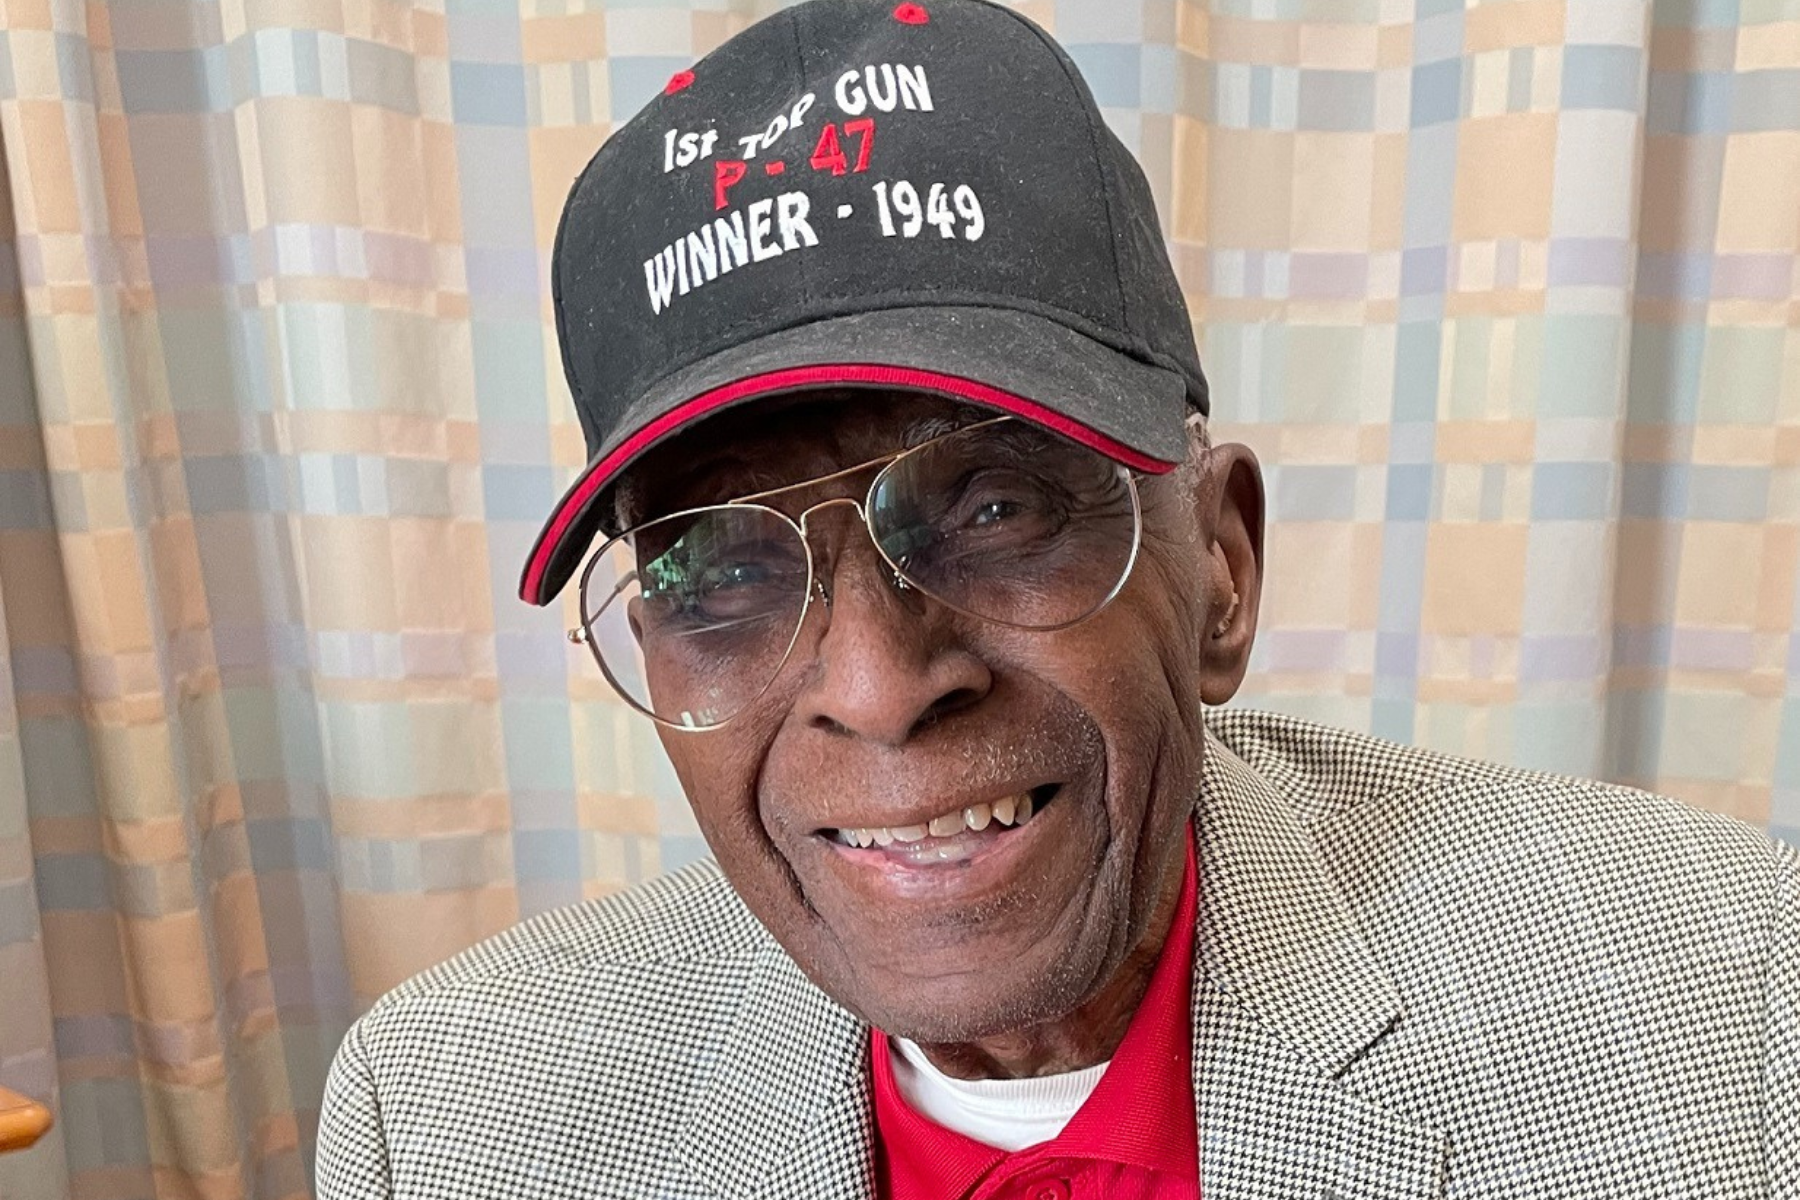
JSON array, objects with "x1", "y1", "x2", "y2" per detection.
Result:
[
  {"x1": 1208, "y1": 707, "x2": 1519, "y2": 822},
  {"x1": 1209, "y1": 706, "x2": 1790, "y2": 896},
  {"x1": 1775, "y1": 833, "x2": 1799, "y2": 916},
  {"x1": 363, "y1": 856, "x2": 764, "y2": 1019},
  {"x1": 321, "y1": 860, "x2": 790, "y2": 1196}
]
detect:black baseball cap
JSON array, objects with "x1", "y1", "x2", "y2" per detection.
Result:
[{"x1": 521, "y1": 0, "x2": 1208, "y2": 606}]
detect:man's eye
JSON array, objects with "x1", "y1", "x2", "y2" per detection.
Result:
[
  {"x1": 702, "y1": 560, "x2": 771, "y2": 589},
  {"x1": 970, "y1": 499, "x2": 1024, "y2": 527},
  {"x1": 644, "y1": 558, "x2": 768, "y2": 600}
]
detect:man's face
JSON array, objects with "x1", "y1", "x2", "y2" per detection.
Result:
[{"x1": 626, "y1": 393, "x2": 1260, "y2": 1044}]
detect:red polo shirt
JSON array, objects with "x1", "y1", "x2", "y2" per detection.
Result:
[{"x1": 870, "y1": 832, "x2": 1199, "y2": 1200}]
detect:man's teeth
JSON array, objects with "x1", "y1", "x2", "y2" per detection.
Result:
[{"x1": 835, "y1": 793, "x2": 1037, "y2": 849}]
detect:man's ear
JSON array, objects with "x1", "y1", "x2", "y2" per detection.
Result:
[{"x1": 1193, "y1": 442, "x2": 1264, "y2": 706}]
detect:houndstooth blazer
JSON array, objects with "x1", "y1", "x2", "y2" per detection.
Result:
[{"x1": 316, "y1": 710, "x2": 1800, "y2": 1199}]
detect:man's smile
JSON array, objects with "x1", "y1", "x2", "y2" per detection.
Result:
[
  {"x1": 819, "y1": 781, "x2": 1060, "y2": 851},
  {"x1": 796, "y1": 777, "x2": 1088, "y2": 909}
]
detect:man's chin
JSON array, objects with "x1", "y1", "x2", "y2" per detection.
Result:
[
  {"x1": 814, "y1": 931, "x2": 1112, "y2": 1048},
  {"x1": 869, "y1": 997, "x2": 1066, "y2": 1049}
]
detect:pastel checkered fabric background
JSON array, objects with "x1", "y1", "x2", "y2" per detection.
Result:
[{"x1": 1, "y1": 0, "x2": 1795, "y2": 1194}]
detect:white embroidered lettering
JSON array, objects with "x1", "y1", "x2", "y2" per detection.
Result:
[
  {"x1": 865, "y1": 63, "x2": 897, "y2": 112},
  {"x1": 644, "y1": 246, "x2": 679, "y2": 313},
  {"x1": 665, "y1": 128, "x2": 720, "y2": 172},
  {"x1": 644, "y1": 194, "x2": 821, "y2": 315},
  {"x1": 748, "y1": 198, "x2": 782, "y2": 261},
  {"x1": 835, "y1": 69, "x2": 865, "y2": 115},
  {"x1": 686, "y1": 226, "x2": 718, "y2": 285},
  {"x1": 713, "y1": 211, "x2": 749, "y2": 273},
  {"x1": 777, "y1": 191, "x2": 818, "y2": 251},
  {"x1": 894, "y1": 65, "x2": 932, "y2": 111}
]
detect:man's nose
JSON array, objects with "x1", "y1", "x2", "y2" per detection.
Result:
[{"x1": 792, "y1": 543, "x2": 992, "y2": 746}]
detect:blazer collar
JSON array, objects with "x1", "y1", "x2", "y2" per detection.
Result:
[
  {"x1": 1191, "y1": 738, "x2": 1448, "y2": 1197},
  {"x1": 675, "y1": 931, "x2": 874, "y2": 1200},
  {"x1": 1193, "y1": 738, "x2": 1406, "y2": 1074}
]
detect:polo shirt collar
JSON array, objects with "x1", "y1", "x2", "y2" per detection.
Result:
[{"x1": 869, "y1": 828, "x2": 1199, "y2": 1193}]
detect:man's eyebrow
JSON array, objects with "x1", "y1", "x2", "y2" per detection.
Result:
[
  {"x1": 900, "y1": 406, "x2": 1030, "y2": 453},
  {"x1": 614, "y1": 448, "x2": 795, "y2": 528},
  {"x1": 672, "y1": 452, "x2": 777, "y2": 495},
  {"x1": 901, "y1": 413, "x2": 962, "y2": 446}
]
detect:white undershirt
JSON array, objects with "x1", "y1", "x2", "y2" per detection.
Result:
[{"x1": 888, "y1": 1036, "x2": 1109, "y2": 1152}]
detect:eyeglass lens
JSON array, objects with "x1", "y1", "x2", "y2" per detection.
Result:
[{"x1": 578, "y1": 420, "x2": 1140, "y2": 728}]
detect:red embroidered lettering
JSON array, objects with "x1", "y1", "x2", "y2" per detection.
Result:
[
  {"x1": 810, "y1": 123, "x2": 849, "y2": 175},
  {"x1": 713, "y1": 160, "x2": 748, "y2": 210},
  {"x1": 844, "y1": 117, "x2": 876, "y2": 173}
]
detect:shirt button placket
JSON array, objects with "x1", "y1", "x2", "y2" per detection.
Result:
[{"x1": 1029, "y1": 1179, "x2": 1071, "y2": 1200}]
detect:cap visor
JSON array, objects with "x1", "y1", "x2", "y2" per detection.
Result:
[{"x1": 520, "y1": 305, "x2": 1189, "y2": 605}]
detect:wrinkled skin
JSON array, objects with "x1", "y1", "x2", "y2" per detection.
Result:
[{"x1": 623, "y1": 391, "x2": 1264, "y2": 1078}]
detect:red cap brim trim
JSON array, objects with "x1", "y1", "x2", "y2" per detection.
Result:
[{"x1": 520, "y1": 363, "x2": 1178, "y2": 605}]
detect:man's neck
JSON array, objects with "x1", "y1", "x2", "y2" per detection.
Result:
[{"x1": 908, "y1": 860, "x2": 1187, "y2": 1080}]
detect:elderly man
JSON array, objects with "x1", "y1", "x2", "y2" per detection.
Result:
[{"x1": 315, "y1": 0, "x2": 1798, "y2": 1196}]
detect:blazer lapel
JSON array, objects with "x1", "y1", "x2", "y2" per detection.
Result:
[
  {"x1": 675, "y1": 936, "x2": 875, "y2": 1199},
  {"x1": 1193, "y1": 742, "x2": 1448, "y2": 1198}
]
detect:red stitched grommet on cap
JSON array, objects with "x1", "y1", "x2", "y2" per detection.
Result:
[
  {"x1": 893, "y1": 3, "x2": 928, "y2": 23},
  {"x1": 664, "y1": 69, "x2": 695, "y2": 95}
]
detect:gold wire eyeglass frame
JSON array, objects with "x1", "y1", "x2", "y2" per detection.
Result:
[{"x1": 567, "y1": 416, "x2": 1145, "y2": 731}]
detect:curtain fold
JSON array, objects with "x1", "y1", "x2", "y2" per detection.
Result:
[
  {"x1": 0, "y1": 0, "x2": 1795, "y2": 1195},
  {"x1": 2, "y1": 4, "x2": 319, "y2": 1188}
]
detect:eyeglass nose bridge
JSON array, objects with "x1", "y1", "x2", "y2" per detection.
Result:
[
  {"x1": 793, "y1": 493, "x2": 868, "y2": 536},
  {"x1": 793, "y1": 495, "x2": 913, "y2": 609}
]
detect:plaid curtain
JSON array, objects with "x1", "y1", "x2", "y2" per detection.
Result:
[{"x1": 1, "y1": 0, "x2": 1796, "y2": 1194}]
